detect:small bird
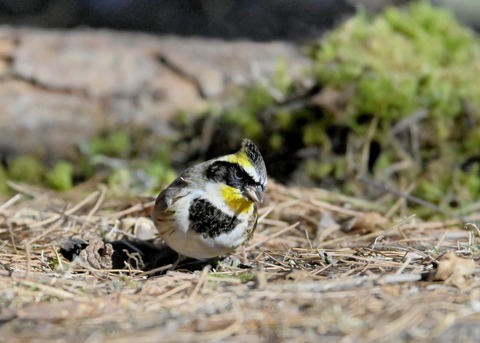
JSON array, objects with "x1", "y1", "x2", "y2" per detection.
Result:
[{"x1": 153, "y1": 139, "x2": 267, "y2": 263}]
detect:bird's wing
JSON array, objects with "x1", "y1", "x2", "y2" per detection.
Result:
[
  {"x1": 154, "y1": 176, "x2": 188, "y2": 211},
  {"x1": 153, "y1": 173, "x2": 190, "y2": 235},
  {"x1": 152, "y1": 165, "x2": 202, "y2": 236}
]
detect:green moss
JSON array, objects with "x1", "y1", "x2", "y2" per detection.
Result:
[
  {"x1": 221, "y1": 84, "x2": 277, "y2": 141},
  {"x1": 208, "y1": 273, "x2": 234, "y2": 279},
  {"x1": 415, "y1": 179, "x2": 447, "y2": 204},
  {"x1": 314, "y1": 0, "x2": 480, "y2": 137},
  {"x1": 107, "y1": 168, "x2": 132, "y2": 195},
  {"x1": 303, "y1": 122, "x2": 329, "y2": 147},
  {"x1": 303, "y1": 1, "x2": 480, "y2": 212},
  {"x1": 248, "y1": 85, "x2": 276, "y2": 111},
  {"x1": 88, "y1": 131, "x2": 131, "y2": 157},
  {"x1": 306, "y1": 160, "x2": 333, "y2": 180},
  {"x1": 224, "y1": 108, "x2": 263, "y2": 140},
  {"x1": 8, "y1": 156, "x2": 45, "y2": 184},
  {"x1": 145, "y1": 161, "x2": 177, "y2": 189},
  {"x1": 207, "y1": 272, "x2": 254, "y2": 283},
  {"x1": 269, "y1": 133, "x2": 283, "y2": 151},
  {"x1": 0, "y1": 126, "x2": 177, "y2": 195},
  {"x1": 274, "y1": 109, "x2": 293, "y2": 130},
  {"x1": 46, "y1": 161, "x2": 73, "y2": 191},
  {"x1": 0, "y1": 166, "x2": 9, "y2": 194},
  {"x1": 271, "y1": 59, "x2": 293, "y2": 95},
  {"x1": 453, "y1": 166, "x2": 480, "y2": 205},
  {"x1": 237, "y1": 272, "x2": 255, "y2": 283}
]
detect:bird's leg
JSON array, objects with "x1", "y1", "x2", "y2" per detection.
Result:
[
  {"x1": 171, "y1": 253, "x2": 186, "y2": 270},
  {"x1": 241, "y1": 245, "x2": 248, "y2": 265}
]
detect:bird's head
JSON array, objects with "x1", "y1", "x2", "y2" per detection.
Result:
[{"x1": 205, "y1": 139, "x2": 267, "y2": 212}]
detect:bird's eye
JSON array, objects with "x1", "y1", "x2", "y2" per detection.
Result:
[{"x1": 233, "y1": 168, "x2": 242, "y2": 180}]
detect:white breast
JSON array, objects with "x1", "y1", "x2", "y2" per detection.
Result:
[{"x1": 162, "y1": 187, "x2": 253, "y2": 259}]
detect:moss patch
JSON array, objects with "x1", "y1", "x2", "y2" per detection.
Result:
[{"x1": 176, "y1": 1, "x2": 480, "y2": 216}]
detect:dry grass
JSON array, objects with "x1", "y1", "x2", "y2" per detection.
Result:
[{"x1": 1, "y1": 180, "x2": 480, "y2": 342}]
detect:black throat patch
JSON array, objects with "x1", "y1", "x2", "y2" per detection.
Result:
[{"x1": 188, "y1": 198, "x2": 239, "y2": 238}]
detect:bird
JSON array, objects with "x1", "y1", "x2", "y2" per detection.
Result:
[{"x1": 152, "y1": 138, "x2": 267, "y2": 265}]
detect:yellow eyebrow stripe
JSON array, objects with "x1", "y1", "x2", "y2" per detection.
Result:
[{"x1": 225, "y1": 151, "x2": 252, "y2": 168}]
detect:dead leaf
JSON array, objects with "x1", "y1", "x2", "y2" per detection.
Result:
[
  {"x1": 121, "y1": 217, "x2": 157, "y2": 240},
  {"x1": 77, "y1": 236, "x2": 113, "y2": 269},
  {"x1": 381, "y1": 284, "x2": 402, "y2": 297},
  {"x1": 343, "y1": 212, "x2": 386, "y2": 234},
  {"x1": 434, "y1": 251, "x2": 476, "y2": 287}
]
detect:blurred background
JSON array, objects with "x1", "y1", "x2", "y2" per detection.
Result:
[
  {"x1": 0, "y1": 0, "x2": 356, "y2": 40},
  {"x1": 0, "y1": 0, "x2": 478, "y2": 38},
  {"x1": 0, "y1": 0, "x2": 479, "y2": 218}
]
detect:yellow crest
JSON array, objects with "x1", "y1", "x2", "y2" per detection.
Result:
[{"x1": 224, "y1": 150, "x2": 252, "y2": 169}]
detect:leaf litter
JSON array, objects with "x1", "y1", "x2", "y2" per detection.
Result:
[{"x1": 0, "y1": 180, "x2": 480, "y2": 342}]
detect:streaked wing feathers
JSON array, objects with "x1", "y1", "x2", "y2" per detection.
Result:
[{"x1": 153, "y1": 175, "x2": 189, "y2": 235}]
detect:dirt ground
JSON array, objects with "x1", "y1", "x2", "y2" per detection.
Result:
[{"x1": 1, "y1": 180, "x2": 480, "y2": 342}]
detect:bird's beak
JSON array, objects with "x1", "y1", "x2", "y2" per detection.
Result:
[{"x1": 243, "y1": 185, "x2": 264, "y2": 203}]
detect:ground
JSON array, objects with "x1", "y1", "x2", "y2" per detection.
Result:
[{"x1": 1, "y1": 180, "x2": 479, "y2": 342}]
